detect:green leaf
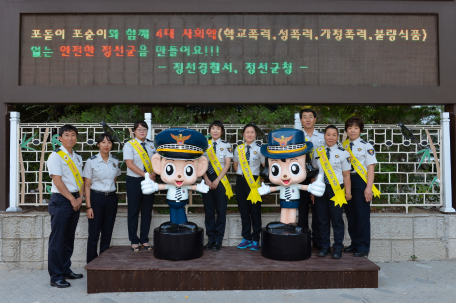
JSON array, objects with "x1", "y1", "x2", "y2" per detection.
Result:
[{"x1": 416, "y1": 149, "x2": 432, "y2": 169}]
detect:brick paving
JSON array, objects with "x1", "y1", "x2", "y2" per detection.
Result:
[{"x1": 0, "y1": 260, "x2": 455, "y2": 303}]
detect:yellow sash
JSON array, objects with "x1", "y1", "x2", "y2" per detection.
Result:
[
  {"x1": 305, "y1": 136, "x2": 313, "y2": 159},
  {"x1": 56, "y1": 150, "x2": 83, "y2": 191},
  {"x1": 207, "y1": 140, "x2": 233, "y2": 198},
  {"x1": 316, "y1": 146, "x2": 347, "y2": 207},
  {"x1": 129, "y1": 139, "x2": 153, "y2": 173},
  {"x1": 237, "y1": 144, "x2": 262, "y2": 203},
  {"x1": 343, "y1": 139, "x2": 381, "y2": 198}
]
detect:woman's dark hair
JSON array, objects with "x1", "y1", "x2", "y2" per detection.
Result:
[
  {"x1": 59, "y1": 124, "x2": 78, "y2": 136},
  {"x1": 242, "y1": 123, "x2": 257, "y2": 134},
  {"x1": 324, "y1": 125, "x2": 339, "y2": 134},
  {"x1": 345, "y1": 116, "x2": 364, "y2": 132},
  {"x1": 133, "y1": 120, "x2": 148, "y2": 131},
  {"x1": 209, "y1": 120, "x2": 225, "y2": 135},
  {"x1": 300, "y1": 109, "x2": 317, "y2": 119},
  {"x1": 96, "y1": 133, "x2": 114, "y2": 147}
]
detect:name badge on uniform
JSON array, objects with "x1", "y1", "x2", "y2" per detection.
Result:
[{"x1": 113, "y1": 163, "x2": 117, "y2": 168}]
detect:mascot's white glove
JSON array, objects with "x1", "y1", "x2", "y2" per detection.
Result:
[
  {"x1": 258, "y1": 182, "x2": 271, "y2": 195},
  {"x1": 141, "y1": 173, "x2": 159, "y2": 195},
  {"x1": 307, "y1": 174, "x2": 326, "y2": 197},
  {"x1": 196, "y1": 179, "x2": 209, "y2": 193}
]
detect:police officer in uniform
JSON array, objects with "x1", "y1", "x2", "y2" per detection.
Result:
[
  {"x1": 83, "y1": 133, "x2": 121, "y2": 263},
  {"x1": 343, "y1": 117, "x2": 378, "y2": 257},
  {"x1": 312, "y1": 125, "x2": 351, "y2": 259},
  {"x1": 298, "y1": 109, "x2": 325, "y2": 249},
  {"x1": 233, "y1": 124, "x2": 265, "y2": 251},
  {"x1": 47, "y1": 124, "x2": 84, "y2": 288},
  {"x1": 202, "y1": 120, "x2": 233, "y2": 251},
  {"x1": 123, "y1": 120, "x2": 156, "y2": 252}
]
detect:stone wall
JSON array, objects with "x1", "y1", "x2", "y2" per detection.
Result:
[{"x1": 0, "y1": 210, "x2": 455, "y2": 269}]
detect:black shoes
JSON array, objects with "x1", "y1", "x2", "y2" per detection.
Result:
[
  {"x1": 50, "y1": 279, "x2": 71, "y2": 288},
  {"x1": 63, "y1": 272, "x2": 83, "y2": 279},
  {"x1": 211, "y1": 242, "x2": 222, "y2": 251},
  {"x1": 354, "y1": 251, "x2": 369, "y2": 257},
  {"x1": 344, "y1": 246, "x2": 356, "y2": 253},
  {"x1": 203, "y1": 241, "x2": 215, "y2": 250},
  {"x1": 159, "y1": 221, "x2": 179, "y2": 231},
  {"x1": 332, "y1": 249, "x2": 342, "y2": 259},
  {"x1": 178, "y1": 221, "x2": 198, "y2": 231},
  {"x1": 317, "y1": 247, "x2": 331, "y2": 257}
]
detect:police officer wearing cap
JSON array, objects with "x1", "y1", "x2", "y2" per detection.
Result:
[
  {"x1": 123, "y1": 120, "x2": 156, "y2": 252},
  {"x1": 83, "y1": 133, "x2": 121, "y2": 264},
  {"x1": 202, "y1": 120, "x2": 233, "y2": 251},
  {"x1": 47, "y1": 124, "x2": 84, "y2": 288},
  {"x1": 233, "y1": 124, "x2": 265, "y2": 251},
  {"x1": 298, "y1": 109, "x2": 325, "y2": 249}
]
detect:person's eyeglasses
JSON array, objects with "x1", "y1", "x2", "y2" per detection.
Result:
[{"x1": 136, "y1": 128, "x2": 148, "y2": 133}]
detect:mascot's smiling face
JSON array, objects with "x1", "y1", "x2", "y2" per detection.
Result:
[
  {"x1": 268, "y1": 154, "x2": 307, "y2": 187},
  {"x1": 151, "y1": 154, "x2": 208, "y2": 187}
]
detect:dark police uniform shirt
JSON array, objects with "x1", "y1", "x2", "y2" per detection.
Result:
[
  {"x1": 348, "y1": 137, "x2": 378, "y2": 174},
  {"x1": 82, "y1": 153, "x2": 121, "y2": 192},
  {"x1": 47, "y1": 146, "x2": 83, "y2": 193},
  {"x1": 204, "y1": 138, "x2": 233, "y2": 171},
  {"x1": 233, "y1": 142, "x2": 265, "y2": 176},
  {"x1": 312, "y1": 144, "x2": 351, "y2": 185},
  {"x1": 123, "y1": 138, "x2": 156, "y2": 177}
]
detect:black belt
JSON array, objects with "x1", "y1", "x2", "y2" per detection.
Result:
[
  {"x1": 237, "y1": 174, "x2": 259, "y2": 179},
  {"x1": 91, "y1": 190, "x2": 116, "y2": 196},
  {"x1": 53, "y1": 192, "x2": 79, "y2": 196}
]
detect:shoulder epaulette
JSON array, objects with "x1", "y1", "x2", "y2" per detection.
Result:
[
  {"x1": 89, "y1": 155, "x2": 97, "y2": 160},
  {"x1": 73, "y1": 150, "x2": 80, "y2": 155},
  {"x1": 256, "y1": 142, "x2": 262, "y2": 147},
  {"x1": 146, "y1": 139, "x2": 153, "y2": 142},
  {"x1": 360, "y1": 140, "x2": 368, "y2": 144},
  {"x1": 53, "y1": 148, "x2": 60, "y2": 152},
  {"x1": 221, "y1": 140, "x2": 228, "y2": 144},
  {"x1": 111, "y1": 155, "x2": 118, "y2": 160},
  {"x1": 317, "y1": 130, "x2": 324, "y2": 134},
  {"x1": 338, "y1": 146, "x2": 345, "y2": 152}
]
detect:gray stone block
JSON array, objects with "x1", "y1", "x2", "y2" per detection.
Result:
[
  {"x1": 75, "y1": 217, "x2": 88, "y2": 239},
  {"x1": 368, "y1": 240, "x2": 392, "y2": 261},
  {"x1": 111, "y1": 216, "x2": 129, "y2": 239},
  {"x1": 0, "y1": 240, "x2": 20, "y2": 262},
  {"x1": 16, "y1": 262, "x2": 44, "y2": 270},
  {"x1": 437, "y1": 217, "x2": 445, "y2": 239},
  {"x1": 70, "y1": 239, "x2": 87, "y2": 262},
  {"x1": 414, "y1": 240, "x2": 446, "y2": 260},
  {"x1": 448, "y1": 239, "x2": 456, "y2": 260},
  {"x1": 228, "y1": 216, "x2": 242, "y2": 239},
  {"x1": 448, "y1": 216, "x2": 456, "y2": 239},
  {"x1": 2, "y1": 216, "x2": 43, "y2": 239},
  {"x1": 371, "y1": 217, "x2": 413, "y2": 240},
  {"x1": 44, "y1": 216, "x2": 51, "y2": 238},
  {"x1": 20, "y1": 239, "x2": 44, "y2": 262},
  {"x1": 44, "y1": 238, "x2": 49, "y2": 261},
  {"x1": 392, "y1": 240, "x2": 414, "y2": 261},
  {"x1": 414, "y1": 216, "x2": 436, "y2": 239}
]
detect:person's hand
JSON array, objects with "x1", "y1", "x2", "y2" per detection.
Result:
[
  {"x1": 86, "y1": 208, "x2": 94, "y2": 219},
  {"x1": 71, "y1": 197, "x2": 83, "y2": 211},
  {"x1": 364, "y1": 188, "x2": 373, "y2": 202},
  {"x1": 211, "y1": 179, "x2": 220, "y2": 190},
  {"x1": 258, "y1": 182, "x2": 271, "y2": 195},
  {"x1": 196, "y1": 180, "x2": 210, "y2": 193},
  {"x1": 149, "y1": 172, "x2": 156, "y2": 181},
  {"x1": 307, "y1": 175, "x2": 325, "y2": 197},
  {"x1": 345, "y1": 191, "x2": 352, "y2": 201}
]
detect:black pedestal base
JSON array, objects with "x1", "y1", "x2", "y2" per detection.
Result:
[
  {"x1": 261, "y1": 227, "x2": 311, "y2": 261},
  {"x1": 153, "y1": 227, "x2": 204, "y2": 261}
]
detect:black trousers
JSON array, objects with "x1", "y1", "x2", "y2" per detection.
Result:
[
  {"x1": 48, "y1": 193, "x2": 80, "y2": 282},
  {"x1": 235, "y1": 175, "x2": 262, "y2": 242},
  {"x1": 344, "y1": 174, "x2": 371, "y2": 252},
  {"x1": 298, "y1": 177, "x2": 320, "y2": 245},
  {"x1": 315, "y1": 185, "x2": 345, "y2": 250},
  {"x1": 86, "y1": 191, "x2": 118, "y2": 264},
  {"x1": 126, "y1": 176, "x2": 154, "y2": 245},
  {"x1": 202, "y1": 172, "x2": 228, "y2": 243}
]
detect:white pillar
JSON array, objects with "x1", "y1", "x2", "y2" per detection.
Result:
[
  {"x1": 440, "y1": 112, "x2": 455, "y2": 213},
  {"x1": 7, "y1": 112, "x2": 21, "y2": 212},
  {"x1": 144, "y1": 112, "x2": 152, "y2": 140},
  {"x1": 294, "y1": 113, "x2": 301, "y2": 130}
]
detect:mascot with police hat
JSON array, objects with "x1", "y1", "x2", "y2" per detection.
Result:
[
  {"x1": 141, "y1": 128, "x2": 209, "y2": 231},
  {"x1": 258, "y1": 128, "x2": 325, "y2": 260}
]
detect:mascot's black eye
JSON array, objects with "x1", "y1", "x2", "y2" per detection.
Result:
[
  {"x1": 165, "y1": 164, "x2": 175, "y2": 176},
  {"x1": 184, "y1": 164, "x2": 194, "y2": 178},
  {"x1": 289, "y1": 162, "x2": 301, "y2": 176},
  {"x1": 271, "y1": 164, "x2": 281, "y2": 177}
]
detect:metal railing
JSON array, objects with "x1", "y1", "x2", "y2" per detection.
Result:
[{"x1": 16, "y1": 119, "x2": 442, "y2": 212}]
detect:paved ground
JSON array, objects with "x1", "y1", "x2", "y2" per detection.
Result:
[{"x1": 0, "y1": 260, "x2": 455, "y2": 303}]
